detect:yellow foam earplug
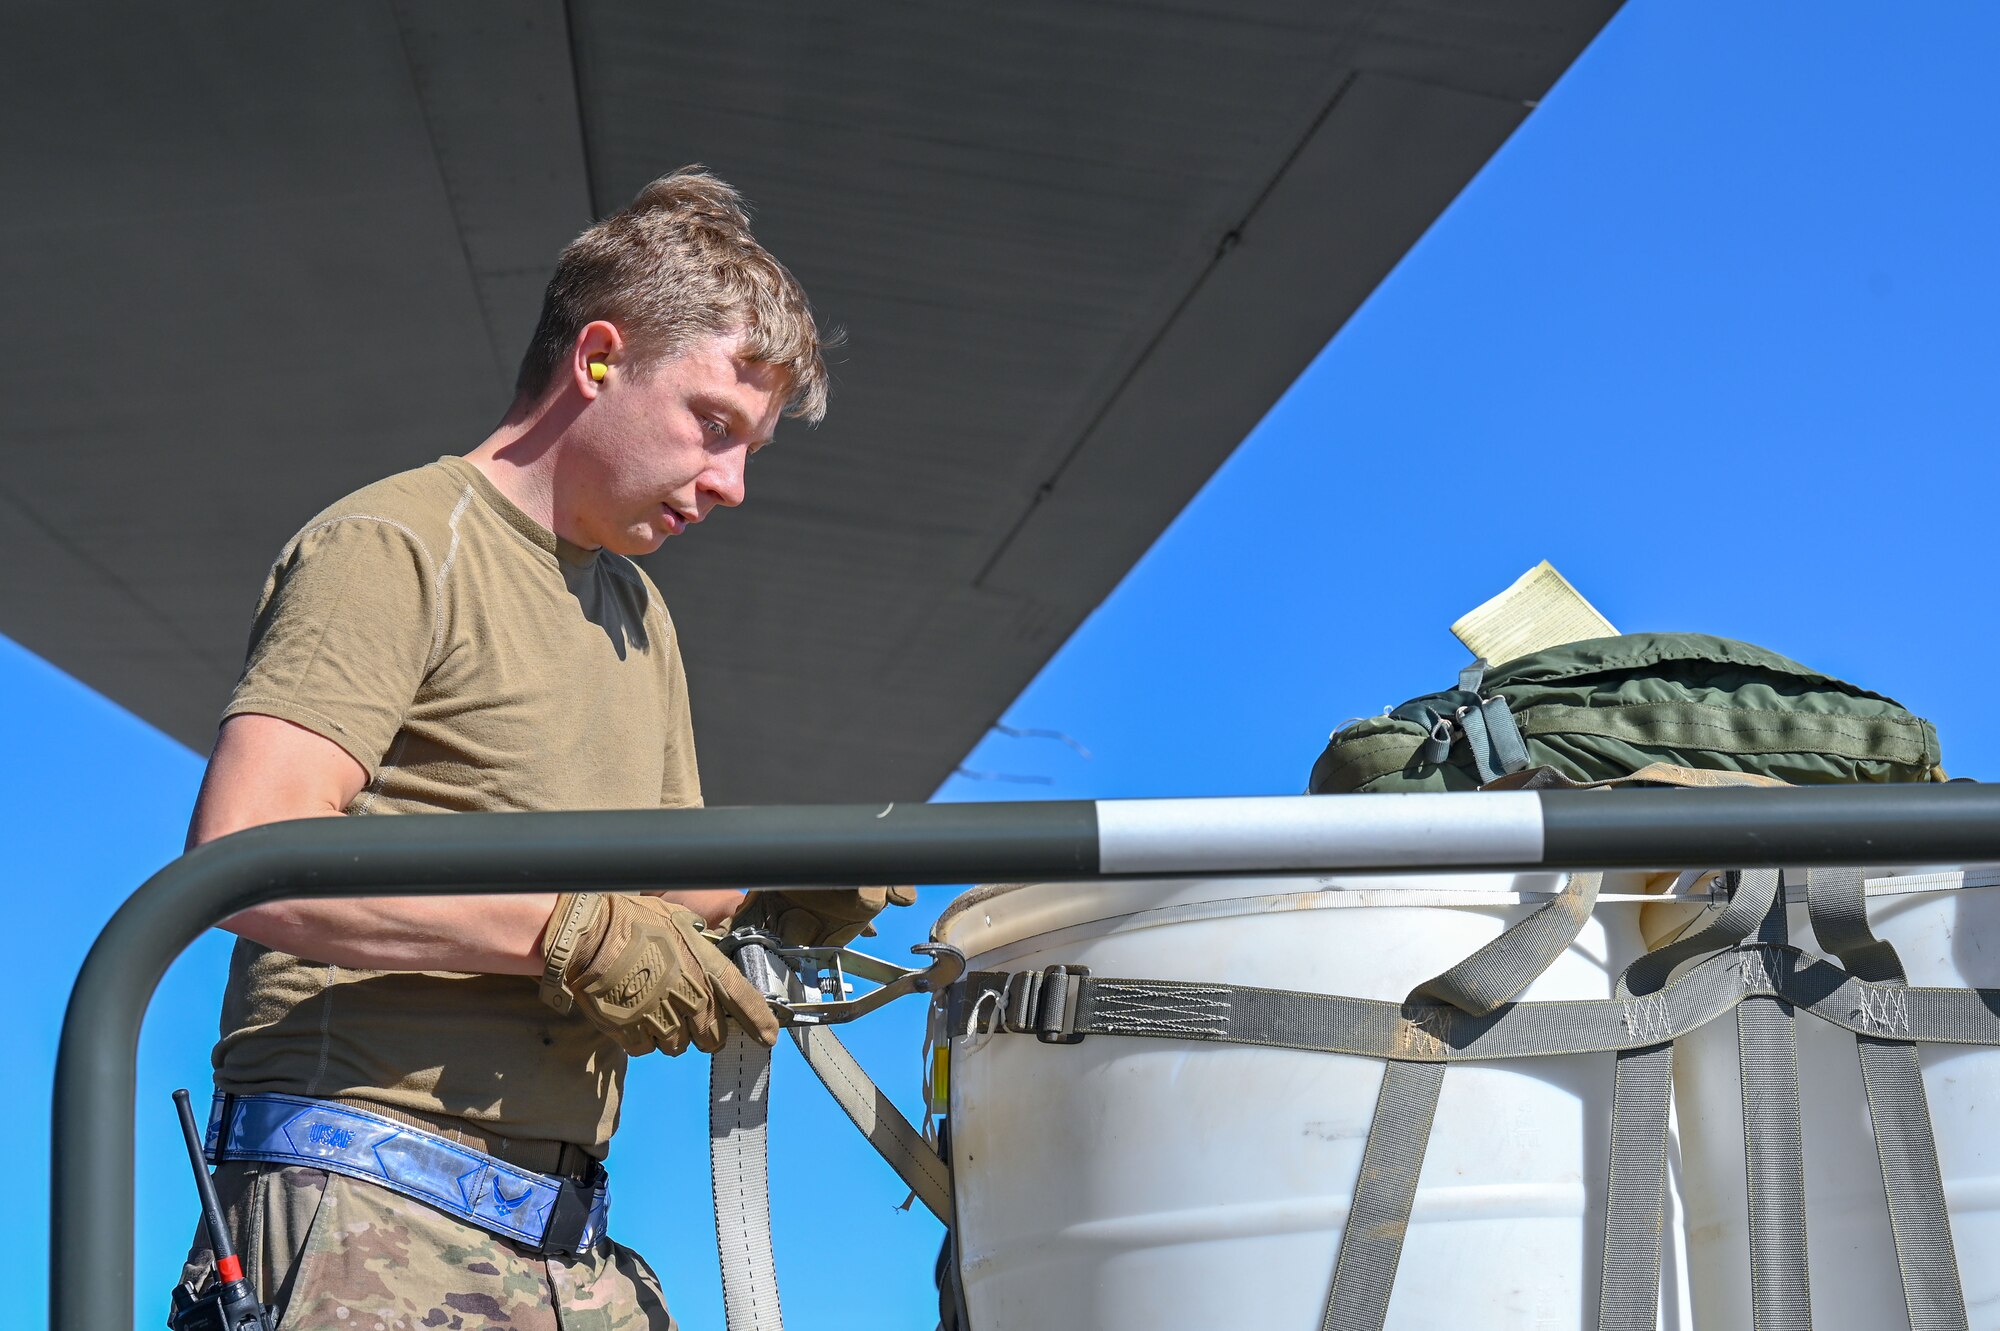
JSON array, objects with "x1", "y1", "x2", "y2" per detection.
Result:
[{"x1": 589, "y1": 361, "x2": 608, "y2": 382}]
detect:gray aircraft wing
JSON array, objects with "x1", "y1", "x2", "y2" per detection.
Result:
[{"x1": 0, "y1": 1, "x2": 1618, "y2": 802}]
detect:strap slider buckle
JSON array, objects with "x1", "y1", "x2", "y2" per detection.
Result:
[{"x1": 1035, "y1": 964, "x2": 1090, "y2": 1045}]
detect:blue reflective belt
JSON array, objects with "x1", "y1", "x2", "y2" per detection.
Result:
[{"x1": 206, "y1": 1092, "x2": 610, "y2": 1255}]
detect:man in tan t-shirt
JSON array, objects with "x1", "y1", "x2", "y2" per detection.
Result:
[{"x1": 178, "y1": 168, "x2": 889, "y2": 1330}]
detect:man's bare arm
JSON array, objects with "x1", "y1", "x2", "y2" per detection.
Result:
[{"x1": 191, "y1": 714, "x2": 740, "y2": 972}]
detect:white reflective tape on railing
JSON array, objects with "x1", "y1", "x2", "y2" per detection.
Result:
[{"x1": 1094, "y1": 793, "x2": 1546, "y2": 874}]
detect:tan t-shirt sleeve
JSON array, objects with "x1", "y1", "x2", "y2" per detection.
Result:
[{"x1": 224, "y1": 516, "x2": 438, "y2": 782}]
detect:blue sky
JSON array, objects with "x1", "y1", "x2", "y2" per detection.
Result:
[{"x1": 12, "y1": 3, "x2": 2000, "y2": 1326}]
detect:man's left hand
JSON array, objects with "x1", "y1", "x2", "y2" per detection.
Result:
[
  {"x1": 649, "y1": 888, "x2": 745, "y2": 929},
  {"x1": 730, "y1": 886, "x2": 919, "y2": 948}
]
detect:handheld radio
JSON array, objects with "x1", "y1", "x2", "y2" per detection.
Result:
[{"x1": 167, "y1": 1090, "x2": 276, "y2": 1331}]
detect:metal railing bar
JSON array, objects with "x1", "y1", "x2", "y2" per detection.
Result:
[{"x1": 52, "y1": 785, "x2": 2000, "y2": 1329}]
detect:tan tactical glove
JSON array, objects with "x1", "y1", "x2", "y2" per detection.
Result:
[
  {"x1": 537, "y1": 892, "x2": 780, "y2": 1056},
  {"x1": 729, "y1": 885, "x2": 919, "y2": 948}
]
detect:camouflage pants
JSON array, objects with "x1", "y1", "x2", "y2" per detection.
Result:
[{"x1": 180, "y1": 1163, "x2": 677, "y2": 1331}]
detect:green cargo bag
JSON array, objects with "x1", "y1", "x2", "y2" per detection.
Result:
[{"x1": 1307, "y1": 632, "x2": 1943, "y2": 794}]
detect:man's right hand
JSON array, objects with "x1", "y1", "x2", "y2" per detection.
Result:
[
  {"x1": 647, "y1": 888, "x2": 746, "y2": 929},
  {"x1": 539, "y1": 893, "x2": 780, "y2": 1055}
]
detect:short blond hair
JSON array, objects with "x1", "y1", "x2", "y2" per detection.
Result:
[{"x1": 514, "y1": 166, "x2": 832, "y2": 422}]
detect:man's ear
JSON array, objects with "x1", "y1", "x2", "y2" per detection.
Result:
[{"x1": 572, "y1": 321, "x2": 626, "y2": 398}]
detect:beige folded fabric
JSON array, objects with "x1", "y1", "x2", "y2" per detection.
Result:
[{"x1": 1451, "y1": 560, "x2": 1617, "y2": 665}]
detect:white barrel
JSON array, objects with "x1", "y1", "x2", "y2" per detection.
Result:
[
  {"x1": 936, "y1": 873, "x2": 1697, "y2": 1331},
  {"x1": 1667, "y1": 868, "x2": 2000, "y2": 1331}
]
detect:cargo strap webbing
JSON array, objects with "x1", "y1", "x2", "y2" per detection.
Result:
[
  {"x1": 1620, "y1": 867, "x2": 1782, "y2": 1000},
  {"x1": 952, "y1": 949, "x2": 2000, "y2": 1060},
  {"x1": 1855, "y1": 1036, "x2": 1965, "y2": 1331},
  {"x1": 950, "y1": 873, "x2": 1995, "y2": 1331},
  {"x1": 1460, "y1": 695, "x2": 1532, "y2": 785},
  {"x1": 790, "y1": 1023, "x2": 953, "y2": 1223},
  {"x1": 1806, "y1": 867, "x2": 1966, "y2": 1331},
  {"x1": 1322, "y1": 872, "x2": 1604, "y2": 1328},
  {"x1": 1594, "y1": 867, "x2": 1786, "y2": 1331},
  {"x1": 1408, "y1": 661, "x2": 1532, "y2": 786},
  {"x1": 1738, "y1": 890, "x2": 1809, "y2": 1331},
  {"x1": 1320, "y1": 1060, "x2": 1444, "y2": 1331},
  {"x1": 1412, "y1": 871, "x2": 1602, "y2": 1016},
  {"x1": 713, "y1": 946, "x2": 789, "y2": 1331},
  {"x1": 1596, "y1": 1042, "x2": 1674, "y2": 1331},
  {"x1": 715, "y1": 953, "x2": 954, "y2": 1331}
]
